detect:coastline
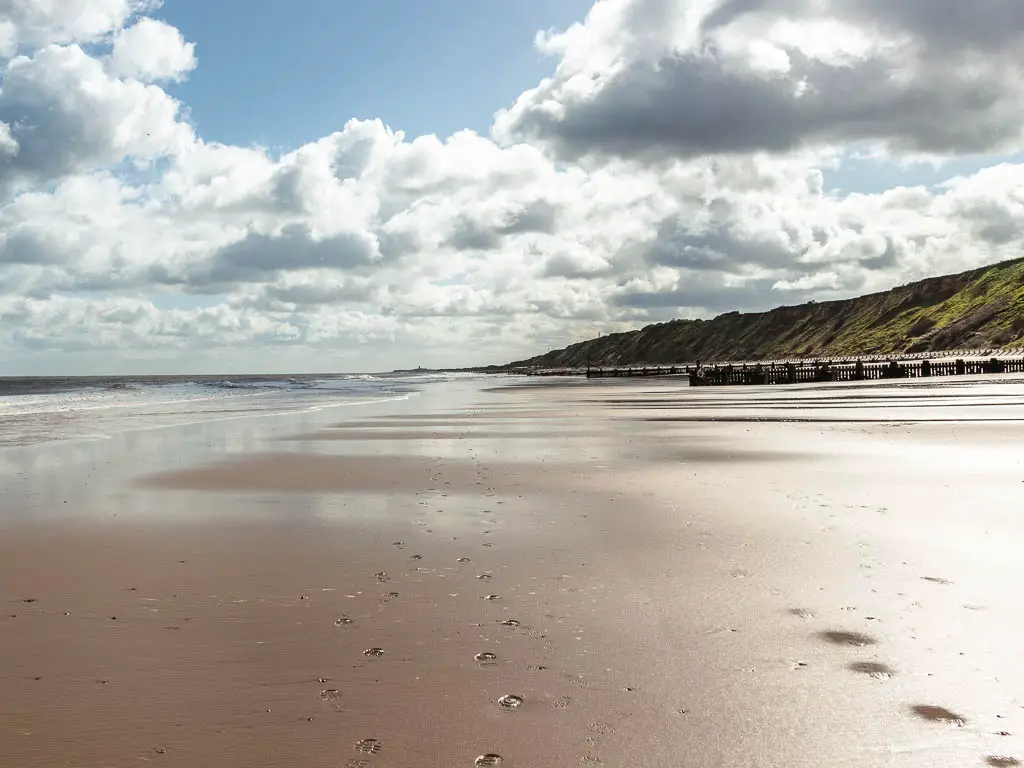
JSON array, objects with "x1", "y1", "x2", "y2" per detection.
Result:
[{"x1": 2, "y1": 375, "x2": 1023, "y2": 766}]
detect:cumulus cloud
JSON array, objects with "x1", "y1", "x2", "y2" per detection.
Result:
[
  {"x1": 2, "y1": 0, "x2": 1024, "y2": 372},
  {"x1": 495, "y1": 0, "x2": 1024, "y2": 161},
  {"x1": 0, "y1": 43, "x2": 193, "y2": 196},
  {"x1": 108, "y1": 17, "x2": 196, "y2": 82},
  {"x1": 0, "y1": 0, "x2": 152, "y2": 54}
]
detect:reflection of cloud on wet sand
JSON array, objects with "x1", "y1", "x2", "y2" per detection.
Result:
[{"x1": 139, "y1": 453, "x2": 572, "y2": 495}]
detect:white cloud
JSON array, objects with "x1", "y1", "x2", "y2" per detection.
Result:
[
  {"x1": 0, "y1": 0, "x2": 152, "y2": 53},
  {"x1": 495, "y1": 0, "x2": 1024, "y2": 161},
  {"x1": 0, "y1": 119, "x2": 16, "y2": 156},
  {"x1": 108, "y1": 17, "x2": 196, "y2": 82},
  {"x1": 0, "y1": 42, "x2": 194, "y2": 195},
  {"x1": 1, "y1": 0, "x2": 1024, "y2": 372}
]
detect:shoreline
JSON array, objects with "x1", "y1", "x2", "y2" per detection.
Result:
[{"x1": 2, "y1": 377, "x2": 1023, "y2": 766}]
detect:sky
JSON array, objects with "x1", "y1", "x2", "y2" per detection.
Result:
[{"x1": 2, "y1": 1, "x2": 1024, "y2": 375}]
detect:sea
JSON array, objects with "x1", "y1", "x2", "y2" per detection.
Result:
[{"x1": 0, "y1": 372, "x2": 479, "y2": 449}]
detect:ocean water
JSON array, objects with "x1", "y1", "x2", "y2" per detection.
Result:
[{"x1": 0, "y1": 372, "x2": 476, "y2": 448}]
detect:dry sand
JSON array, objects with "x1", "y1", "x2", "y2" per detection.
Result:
[{"x1": 2, "y1": 375, "x2": 1024, "y2": 767}]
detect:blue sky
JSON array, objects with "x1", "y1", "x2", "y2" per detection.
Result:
[{"x1": 157, "y1": 0, "x2": 594, "y2": 151}]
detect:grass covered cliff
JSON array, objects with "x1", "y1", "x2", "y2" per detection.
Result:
[{"x1": 511, "y1": 257, "x2": 1024, "y2": 368}]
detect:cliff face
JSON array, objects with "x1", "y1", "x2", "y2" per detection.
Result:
[{"x1": 512, "y1": 257, "x2": 1024, "y2": 368}]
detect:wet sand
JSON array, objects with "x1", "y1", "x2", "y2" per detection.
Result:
[{"x1": 2, "y1": 376, "x2": 1024, "y2": 766}]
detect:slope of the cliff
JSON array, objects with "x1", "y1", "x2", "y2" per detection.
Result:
[{"x1": 511, "y1": 257, "x2": 1024, "y2": 368}]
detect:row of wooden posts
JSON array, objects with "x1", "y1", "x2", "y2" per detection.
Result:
[
  {"x1": 686, "y1": 357, "x2": 1024, "y2": 386},
  {"x1": 529, "y1": 356, "x2": 1024, "y2": 385}
]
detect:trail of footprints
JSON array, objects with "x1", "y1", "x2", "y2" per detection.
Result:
[
  {"x1": 790, "y1": 602, "x2": 1017, "y2": 766},
  {"x1": 324, "y1": 508, "x2": 556, "y2": 768},
  {"x1": 324, "y1": 507, "x2": 1023, "y2": 765}
]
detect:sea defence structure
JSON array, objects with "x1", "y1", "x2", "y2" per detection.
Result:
[
  {"x1": 513, "y1": 353, "x2": 1024, "y2": 386},
  {"x1": 684, "y1": 356, "x2": 1024, "y2": 386}
]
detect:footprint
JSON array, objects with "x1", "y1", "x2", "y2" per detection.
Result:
[
  {"x1": 497, "y1": 694, "x2": 523, "y2": 711},
  {"x1": 922, "y1": 576, "x2": 953, "y2": 585},
  {"x1": 848, "y1": 662, "x2": 894, "y2": 680},
  {"x1": 911, "y1": 705, "x2": 966, "y2": 727},
  {"x1": 818, "y1": 630, "x2": 877, "y2": 647},
  {"x1": 354, "y1": 738, "x2": 382, "y2": 755},
  {"x1": 788, "y1": 608, "x2": 816, "y2": 620},
  {"x1": 552, "y1": 695, "x2": 572, "y2": 709},
  {"x1": 986, "y1": 758, "x2": 1021, "y2": 766}
]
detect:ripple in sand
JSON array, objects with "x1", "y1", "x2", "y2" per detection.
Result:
[
  {"x1": 911, "y1": 705, "x2": 966, "y2": 727},
  {"x1": 363, "y1": 647, "x2": 385, "y2": 657},
  {"x1": 483, "y1": 594, "x2": 501, "y2": 601},
  {"x1": 319, "y1": 689, "x2": 342, "y2": 701},
  {"x1": 475, "y1": 754, "x2": 503, "y2": 767},
  {"x1": 354, "y1": 738, "x2": 382, "y2": 755},
  {"x1": 335, "y1": 616, "x2": 354, "y2": 627},
  {"x1": 497, "y1": 694, "x2": 523, "y2": 710},
  {"x1": 848, "y1": 662, "x2": 894, "y2": 680},
  {"x1": 986, "y1": 757, "x2": 1021, "y2": 766},
  {"x1": 374, "y1": 571, "x2": 389, "y2": 583},
  {"x1": 818, "y1": 630, "x2": 877, "y2": 647},
  {"x1": 499, "y1": 619, "x2": 520, "y2": 628}
]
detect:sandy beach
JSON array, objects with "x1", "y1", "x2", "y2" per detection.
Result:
[{"x1": 3, "y1": 375, "x2": 1024, "y2": 767}]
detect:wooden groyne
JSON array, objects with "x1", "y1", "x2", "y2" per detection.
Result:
[
  {"x1": 585, "y1": 366, "x2": 687, "y2": 378},
  {"x1": 515, "y1": 354, "x2": 1024, "y2": 385},
  {"x1": 687, "y1": 357, "x2": 1024, "y2": 386}
]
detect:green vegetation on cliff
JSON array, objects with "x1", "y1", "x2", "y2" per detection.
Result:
[{"x1": 511, "y1": 257, "x2": 1024, "y2": 368}]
